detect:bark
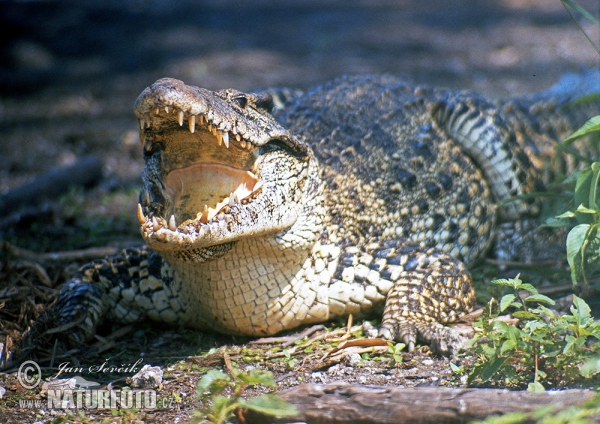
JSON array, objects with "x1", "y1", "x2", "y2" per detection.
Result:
[
  {"x1": 0, "y1": 155, "x2": 103, "y2": 214},
  {"x1": 243, "y1": 382, "x2": 597, "y2": 424}
]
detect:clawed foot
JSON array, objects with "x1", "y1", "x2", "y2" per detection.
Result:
[{"x1": 363, "y1": 318, "x2": 474, "y2": 356}]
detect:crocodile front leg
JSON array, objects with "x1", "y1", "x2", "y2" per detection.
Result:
[
  {"x1": 377, "y1": 246, "x2": 474, "y2": 354},
  {"x1": 328, "y1": 240, "x2": 476, "y2": 355}
]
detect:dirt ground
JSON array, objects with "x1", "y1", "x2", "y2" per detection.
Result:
[{"x1": 1, "y1": 1, "x2": 600, "y2": 423}]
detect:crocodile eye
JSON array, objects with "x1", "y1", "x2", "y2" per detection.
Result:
[{"x1": 233, "y1": 96, "x2": 248, "y2": 109}]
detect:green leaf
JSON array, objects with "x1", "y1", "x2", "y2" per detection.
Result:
[
  {"x1": 562, "y1": 0, "x2": 600, "y2": 56},
  {"x1": 205, "y1": 395, "x2": 235, "y2": 422},
  {"x1": 479, "y1": 356, "x2": 511, "y2": 381},
  {"x1": 563, "y1": 334, "x2": 577, "y2": 354},
  {"x1": 563, "y1": 116, "x2": 600, "y2": 144},
  {"x1": 449, "y1": 362, "x2": 463, "y2": 374},
  {"x1": 493, "y1": 320, "x2": 511, "y2": 333},
  {"x1": 512, "y1": 310, "x2": 540, "y2": 320},
  {"x1": 584, "y1": 160, "x2": 600, "y2": 211},
  {"x1": 575, "y1": 204, "x2": 598, "y2": 214},
  {"x1": 523, "y1": 294, "x2": 556, "y2": 306},
  {"x1": 236, "y1": 369, "x2": 276, "y2": 388},
  {"x1": 527, "y1": 381, "x2": 546, "y2": 392},
  {"x1": 566, "y1": 223, "x2": 591, "y2": 284},
  {"x1": 574, "y1": 167, "x2": 593, "y2": 209},
  {"x1": 500, "y1": 339, "x2": 517, "y2": 354},
  {"x1": 499, "y1": 294, "x2": 517, "y2": 312},
  {"x1": 523, "y1": 320, "x2": 547, "y2": 333},
  {"x1": 506, "y1": 324, "x2": 521, "y2": 344},
  {"x1": 543, "y1": 216, "x2": 573, "y2": 228},
  {"x1": 518, "y1": 283, "x2": 539, "y2": 294},
  {"x1": 580, "y1": 356, "x2": 600, "y2": 378},
  {"x1": 238, "y1": 394, "x2": 298, "y2": 417},
  {"x1": 554, "y1": 210, "x2": 577, "y2": 220},
  {"x1": 491, "y1": 278, "x2": 513, "y2": 287},
  {"x1": 571, "y1": 295, "x2": 592, "y2": 322},
  {"x1": 197, "y1": 370, "x2": 231, "y2": 398}
]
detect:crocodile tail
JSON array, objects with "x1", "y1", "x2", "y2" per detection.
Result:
[
  {"x1": 432, "y1": 92, "x2": 539, "y2": 220},
  {"x1": 53, "y1": 246, "x2": 157, "y2": 345},
  {"x1": 499, "y1": 69, "x2": 600, "y2": 185}
]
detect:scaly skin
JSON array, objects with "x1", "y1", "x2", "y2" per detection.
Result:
[{"x1": 55, "y1": 72, "x2": 600, "y2": 354}]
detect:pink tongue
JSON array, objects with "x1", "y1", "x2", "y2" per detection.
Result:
[{"x1": 165, "y1": 163, "x2": 258, "y2": 223}]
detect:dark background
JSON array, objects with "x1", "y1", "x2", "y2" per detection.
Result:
[{"x1": 0, "y1": 0, "x2": 599, "y2": 207}]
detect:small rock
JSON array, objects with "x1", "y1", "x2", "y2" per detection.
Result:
[
  {"x1": 362, "y1": 321, "x2": 379, "y2": 338},
  {"x1": 72, "y1": 376, "x2": 101, "y2": 389},
  {"x1": 40, "y1": 378, "x2": 77, "y2": 396},
  {"x1": 311, "y1": 371, "x2": 325, "y2": 383},
  {"x1": 326, "y1": 364, "x2": 340, "y2": 374},
  {"x1": 346, "y1": 353, "x2": 362, "y2": 366},
  {"x1": 127, "y1": 365, "x2": 163, "y2": 389}
]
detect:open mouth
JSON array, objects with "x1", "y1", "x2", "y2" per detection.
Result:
[
  {"x1": 136, "y1": 105, "x2": 264, "y2": 231},
  {"x1": 165, "y1": 162, "x2": 259, "y2": 224}
]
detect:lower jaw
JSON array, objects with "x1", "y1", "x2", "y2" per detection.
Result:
[{"x1": 164, "y1": 162, "x2": 259, "y2": 225}]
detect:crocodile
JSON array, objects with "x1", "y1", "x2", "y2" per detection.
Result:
[{"x1": 55, "y1": 72, "x2": 600, "y2": 354}]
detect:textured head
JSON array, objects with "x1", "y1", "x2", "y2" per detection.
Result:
[{"x1": 134, "y1": 78, "x2": 317, "y2": 260}]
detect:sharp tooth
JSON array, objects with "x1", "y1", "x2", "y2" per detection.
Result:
[
  {"x1": 189, "y1": 115, "x2": 196, "y2": 133},
  {"x1": 228, "y1": 192, "x2": 235, "y2": 207},
  {"x1": 139, "y1": 128, "x2": 146, "y2": 146},
  {"x1": 137, "y1": 203, "x2": 146, "y2": 224},
  {"x1": 234, "y1": 193, "x2": 240, "y2": 203},
  {"x1": 155, "y1": 108, "x2": 160, "y2": 115},
  {"x1": 223, "y1": 131, "x2": 230, "y2": 148},
  {"x1": 144, "y1": 192, "x2": 151, "y2": 205},
  {"x1": 216, "y1": 130, "x2": 223, "y2": 145},
  {"x1": 139, "y1": 119, "x2": 145, "y2": 130},
  {"x1": 165, "y1": 106, "x2": 170, "y2": 113},
  {"x1": 212, "y1": 126, "x2": 217, "y2": 136},
  {"x1": 143, "y1": 139, "x2": 152, "y2": 152},
  {"x1": 247, "y1": 142, "x2": 254, "y2": 150},
  {"x1": 178, "y1": 110, "x2": 184, "y2": 126},
  {"x1": 152, "y1": 216, "x2": 161, "y2": 229},
  {"x1": 235, "y1": 134, "x2": 241, "y2": 142},
  {"x1": 207, "y1": 124, "x2": 213, "y2": 133},
  {"x1": 202, "y1": 205, "x2": 209, "y2": 222},
  {"x1": 198, "y1": 114, "x2": 205, "y2": 125},
  {"x1": 240, "y1": 140, "x2": 246, "y2": 148},
  {"x1": 168, "y1": 215, "x2": 177, "y2": 230}
]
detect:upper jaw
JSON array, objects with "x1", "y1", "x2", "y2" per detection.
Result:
[
  {"x1": 133, "y1": 78, "x2": 309, "y2": 252},
  {"x1": 134, "y1": 78, "x2": 303, "y2": 150}
]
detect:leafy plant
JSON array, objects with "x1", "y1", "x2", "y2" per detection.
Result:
[
  {"x1": 282, "y1": 349, "x2": 297, "y2": 369},
  {"x1": 189, "y1": 368, "x2": 297, "y2": 424},
  {"x1": 467, "y1": 276, "x2": 600, "y2": 390},
  {"x1": 544, "y1": 116, "x2": 600, "y2": 288},
  {"x1": 387, "y1": 342, "x2": 406, "y2": 366},
  {"x1": 562, "y1": 0, "x2": 600, "y2": 56}
]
